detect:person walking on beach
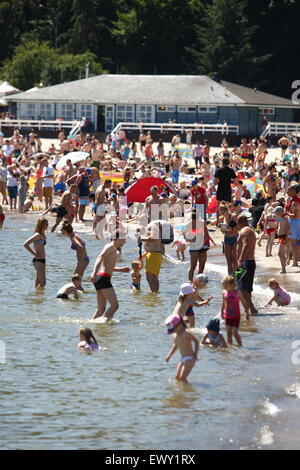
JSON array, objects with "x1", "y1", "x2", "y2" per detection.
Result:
[
  {"x1": 214, "y1": 158, "x2": 237, "y2": 221},
  {"x1": 286, "y1": 184, "x2": 300, "y2": 266},
  {"x1": 236, "y1": 215, "x2": 258, "y2": 316},
  {"x1": 90, "y1": 230, "x2": 129, "y2": 321},
  {"x1": 170, "y1": 151, "x2": 183, "y2": 184},
  {"x1": 94, "y1": 178, "x2": 111, "y2": 237},
  {"x1": 23, "y1": 217, "x2": 48, "y2": 288},
  {"x1": 42, "y1": 158, "x2": 54, "y2": 210},
  {"x1": 76, "y1": 167, "x2": 91, "y2": 222},
  {"x1": 274, "y1": 206, "x2": 290, "y2": 273}
]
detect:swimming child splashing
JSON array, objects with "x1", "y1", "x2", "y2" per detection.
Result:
[
  {"x1": 165, "y1": 314, "x2": 199, "y2": 383},
  {"x1": 77, "y1": 327, "x2": 99, "y2": 351}
]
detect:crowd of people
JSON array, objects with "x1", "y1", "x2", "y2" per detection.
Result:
[{"x1": 1, "y1": 125, "x2": 299, "y2": 382}]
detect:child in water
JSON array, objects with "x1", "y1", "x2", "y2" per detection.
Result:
[
  {"x1": 77, "y1": 327, "x2": 99, "y2": 351},
  {"x1": 201, "y1": 318, "x2": 227, "y2": 348},
  {"x1": 57, "y1": 274, "x2": 82, "y2": 299},
  {"x1": 266, "y1": 278, "x2": 291, "y2": 306},
  {"x1": 131, "y1": 257, "x2": 144, "y2": 291},
  {"x1": 165, "y1": 314, "x2": 199, "y2": 383},
  {"x1": 221, "y1": 275, "x2": 246, "y2": 346},
  {"x1": 172, "y1": 238, "x2": 187, "y2": 261},
  {"x1": 179, "y1": 281, "x2": 212, "y2": 328}
]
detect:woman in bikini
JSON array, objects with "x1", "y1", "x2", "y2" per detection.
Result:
[
  {"x1": 61, "y1": 220, "x2": 90, "y2": 291},
  {"x1": 263, "y1": 164, "x2": 278, "y2": 200},
  {"x1": 218, "y1": 203, "x2": 238, "y2": 275},
  {"x1": 23, "y1": 217, "x2": 48, "y2": 288}
]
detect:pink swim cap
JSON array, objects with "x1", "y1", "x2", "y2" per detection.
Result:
[{"x1": 165, "y1": 314, "x2": 183, "y2": 334}]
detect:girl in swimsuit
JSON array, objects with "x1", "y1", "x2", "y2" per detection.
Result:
[
  {"x1": 165, "y1": 311, "x2": 199, "y2": 383},
  {"x1": 23, "y1": 217, "x2": 48, "y2": 288},
  {"x1": 77, "y1": 327, "x2": 99, "y2": 351},
  {"x1": 263, "y1": 207, "x2": 277, "y2": 257},
  {"x1": 266, "y1": 279, "x2": 291, "y2": 306},
  {"x1": 61, "y1": 221, "x2": 90, "y2": 291}
]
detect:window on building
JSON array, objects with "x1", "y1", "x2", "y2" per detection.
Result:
[
  {"x1": 258, "y1": 108, "x2": 275, "y2": 115},
  {"x1": 76, "y1": 104, "x2": 93, "y2": 122},
  {"x1": 157, "y1": 105, "x2": 176, "y2": 112},
  {"x1": 136, "y1": 105, "x2": 154, "y2": 122},
  {"x1": 38, "y1": 103, "x2": 54, "y2": 120},
  {"x1": 57, "y1": 104, "x2": 74, "y2": 121},
  {"x1": 198, "y1": 106, "x2": 217, "y2": 113},
  {"x1": 177, "y1": 106, "x2": 196, "y2": 113},
  {"x1": 116, "y1": 105, "x2": 134, "y2": 123}
]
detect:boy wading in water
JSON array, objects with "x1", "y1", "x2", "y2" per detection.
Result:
[{"x1": 90, "y1": 230, "x2": 129, "y2": 321}]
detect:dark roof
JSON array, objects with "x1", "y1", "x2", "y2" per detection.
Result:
[
  {"x1": 221, "y1": 80, "x2": 295, "y2": 107},
  {"x1": 5, "y1": 75, "x2": 242, "y2": 105},
  {"x1": 7, "y1": 74, "x2": 298, "y2": 107}
]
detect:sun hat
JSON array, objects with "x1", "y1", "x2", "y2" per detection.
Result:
[
  {"x1": 195, "y1": 273, "x2": 208, "y2": 283},
  {"x1": 165, "y1": 314, "x2": 183, "y2": 334},
  {"x1": 206, "y1": 318, "x2": 220, "y2": 332},
  {"x1": 179, "y1": 283, "x2": 195, "y2": 296}
]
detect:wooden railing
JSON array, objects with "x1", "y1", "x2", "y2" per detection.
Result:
[
  {"x1": 261, "y1": 121, "x2": 300, "y2": 137},
  {"x1": 0, "y1": 119, "x2": 75, "y2": 131},
  {"x1": 111, "y1": 121, "x2": 239, "y2": 136}
]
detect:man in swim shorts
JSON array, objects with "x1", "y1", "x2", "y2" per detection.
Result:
[
  {"x1": 141, "y1": 220, "x2": 164, "y2": 293},
  {"x1": 237, "y1": 215, "x2": 258, "y2": 315},
  {"x1": 90, "y1": 230, "x2": 129, "y2": 320}
]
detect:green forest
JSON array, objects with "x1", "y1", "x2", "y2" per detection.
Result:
[{"x1": 0, "y1": 0, "x2": 297, "y2": 98}]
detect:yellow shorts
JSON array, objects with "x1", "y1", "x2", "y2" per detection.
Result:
[{"x1": 145, "y1": 252, "x2": 162, "y2": 277}]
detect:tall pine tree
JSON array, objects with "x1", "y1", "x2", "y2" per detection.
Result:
[{"x1": 190, "y1": 0, "x2": 269, "y2": 86}]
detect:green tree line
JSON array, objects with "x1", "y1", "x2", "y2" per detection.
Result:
[{"x1": 0, "y1": 0, "x2": 297, "y2": 98}]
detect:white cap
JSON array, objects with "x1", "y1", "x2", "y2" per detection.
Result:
[
  {"x1": 179, "y1": 283, "x2": 195, "y2": 296},
  {"x1": 195, "y1": 274, "x2": 208, "y2": 283}
]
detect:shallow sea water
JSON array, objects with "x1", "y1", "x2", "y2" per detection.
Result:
[{"x1": 1, "y1": 214, "x2": 300, "y2": 450}]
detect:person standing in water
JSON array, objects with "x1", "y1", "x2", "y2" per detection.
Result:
[
  {"x1": 165, "y1": 313, "x2": 199, "y2": 383},
  {"x1": 236, "y1": 215, "x2": 258, "y2": 316},
  {"x1": 61, "y1": 221, "x2": 90, "y2": 291},
  {"x1": 90, "y1": 230, "x2": 129, "y2": 321},
  {"x1": 23, "y1": 217, "x2": 48, "y2": 288}
]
